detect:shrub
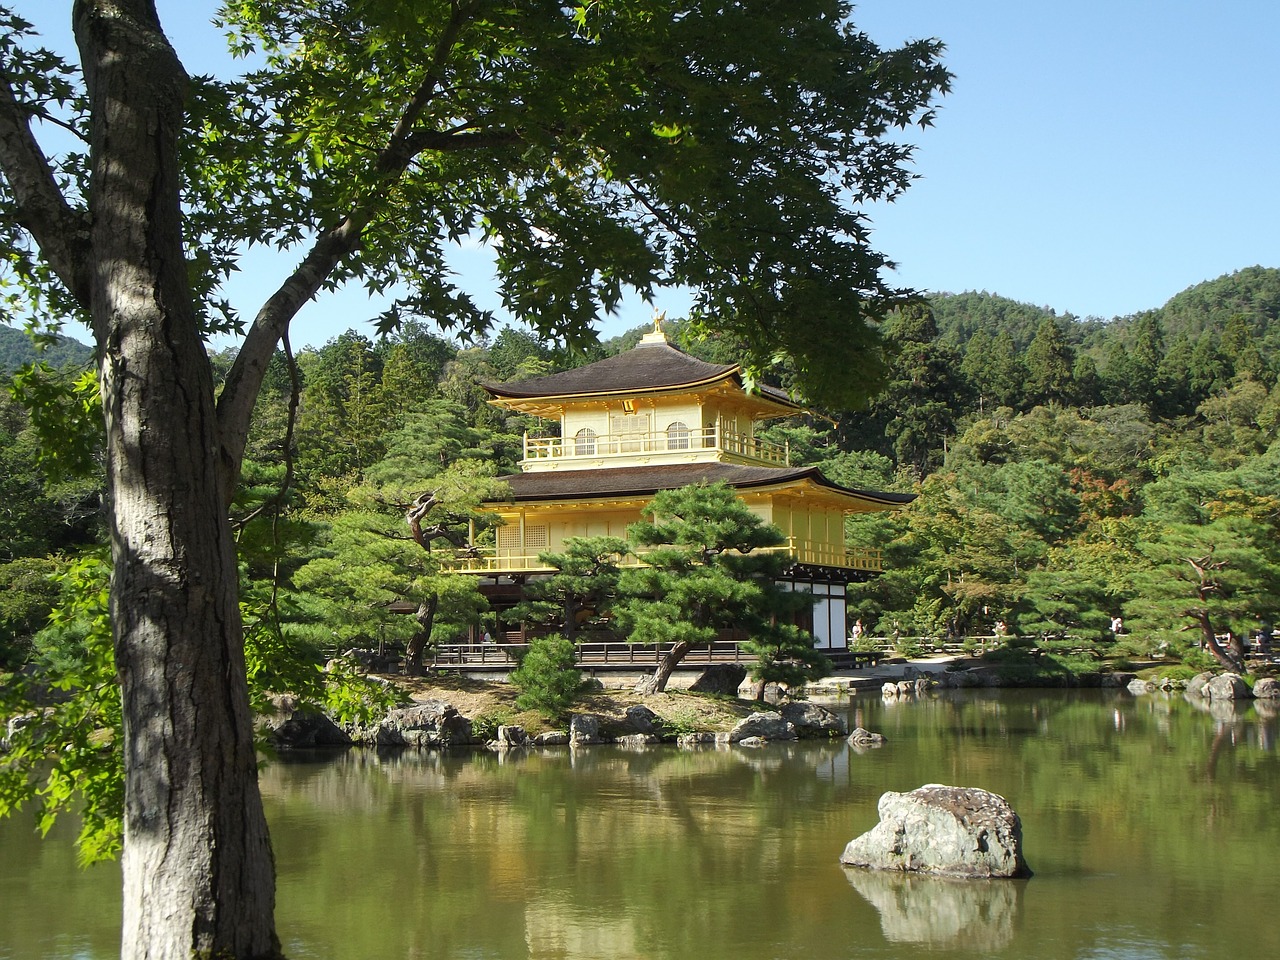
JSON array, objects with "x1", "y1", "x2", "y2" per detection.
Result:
[
  {"x1": 470, "y1": 708, "x2": 516, "y2": 742},
  {"x1": 509, "y1": 634, "x2": 584, "y2": 719},
  {"x1": 658, "y1": 707, "x2": 702, "y2": 737},
  {"x1": 1139, "y1": 663, "x2": 1203, "y2": 682}
]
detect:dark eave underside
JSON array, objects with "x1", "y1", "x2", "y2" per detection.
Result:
[{"x1": 493, "y1": 462, "x2": 915, "y2": 507}]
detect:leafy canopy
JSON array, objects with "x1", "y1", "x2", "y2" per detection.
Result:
[{"x1": 190, "y1": 0, "x2": 949, "y2": 405}]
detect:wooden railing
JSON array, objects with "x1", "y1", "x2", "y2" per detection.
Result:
[
  {"x1": 443, "y1": 539, "x2": 883, "y2": 574},
  {"x1": 426, "y1": 640, "x2": 884, "y2": 672},
  {"x1": 522, "y1": 426, "x2": 788, "y2": 467}
]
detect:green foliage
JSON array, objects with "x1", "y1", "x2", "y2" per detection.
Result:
[
  {"x1": 241, "y1": 599, "x2": 398, "y2": 729},
  {"x1": 0, "y1": 556, "x2": 59, "y2": 667},
  {"x1": 198, "y1": 0, "x2": 953, "y2": 408},
  {"x1": 616, "y1": 482, "x2": 827, "y2": 691},
  {"x1": 742, "y1": 614, "x2": 832, "y2": 692},
  {"x1": 0, "y1": 555, "x2": 121, "y2": 866},
  {"x1": 1024, "y1": 317, "x2": 1076, "y2": 407},
  {"x1": 509, "y1": 634, "x2": 584, "y2": 719},
  {"x1": 289, "y1": 457, "x2": 503, "y2": 664},
  {"x1": 655, "y1": 706, "x2": 703, "y2": 737},
  {"x1": 0, "y1": 557, "x2": 396, "y2": 866},
  {"x1": 1140, "y1": 663, "x2": 1207, "y2": 683},
  {"x1": 469, "y1": 707, "x2": 517, "y2": 742},
  {"x1": 507, "y1": 536, "x2": 629, "y2": 640},
  {"x1": 7, "y1": 361, "x2": 102, "y2": 481}
]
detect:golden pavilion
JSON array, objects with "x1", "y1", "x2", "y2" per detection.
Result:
[{"x1": 454, "y1": 321, "x2": 911, "y2": 653}]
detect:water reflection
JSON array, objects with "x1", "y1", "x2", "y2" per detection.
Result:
[
  {"x1": 842, "y1": 868, "x2": 1024, "y2": 949},
  {"x1": 4, "y1": 689, "x2": 1280, "y2": 960}
]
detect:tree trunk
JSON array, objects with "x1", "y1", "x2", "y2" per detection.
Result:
[
  {"x1": 636, "y1": 640, "x2": 691, "y2": 695},
  {"x1": 1196, "y1": 611, "x2": 1244, "y2": 673},
  {"x1": 76, "y1": 2, "x2": 278, "y2": 956},
  {"x1": 405, "y1": 594, "x2": 440, "y2": 676}
]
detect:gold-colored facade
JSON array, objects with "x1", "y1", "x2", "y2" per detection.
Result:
[{"x1": 456, "y1": 323, "x2": 910, "y2": 649}]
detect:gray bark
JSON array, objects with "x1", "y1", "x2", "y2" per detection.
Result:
[
  {"x1": 405, "y1": 594, "x2": 440, "y2": 676},
  {"x1": 637, "y1": 639, "x2": 691, "y2": 695},
  {"x1": 74, "y1": 2, "x2": 279, "y2": 957}
]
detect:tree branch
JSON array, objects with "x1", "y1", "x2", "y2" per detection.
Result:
[
  {"x1": 403, "y1": 127, "x2": 524, "y2": 154},
  {"x1": 215, "y1": 0, "x2": 490, "y2": 496},
  {"x1": 0, "y1": 62, "x2": 92, "y2": 309}
]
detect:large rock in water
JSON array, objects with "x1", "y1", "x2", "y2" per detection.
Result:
[
  {"x1": 780, "y1": 701, "x2": 847, "y2": 738},
  {"x1": 1252, "y1": 677, "x2": 1280, "y2": 699},
  {"x1": 1205, "y1": 673, "x2": 1252, "y2": 700},
  {"x1": 840, "y1": 784, "x2": 1030, "y2": 879},
  {"x1": 729, "y1": 711, "x2": 796, "y2": 742}
]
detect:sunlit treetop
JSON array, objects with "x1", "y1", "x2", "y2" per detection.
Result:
[{"x1": 3, "y1": 0, "x2": 950, "y2": 409}]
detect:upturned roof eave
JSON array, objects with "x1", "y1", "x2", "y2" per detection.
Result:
[
  {"x1": 484, "y1": 371, "x2": 805, "y2": 417},
  {"x1": 484, "y1": 464, "x2": 915, "y2": 510}
]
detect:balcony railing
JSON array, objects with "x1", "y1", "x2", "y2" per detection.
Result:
[
  {"x1": 522, "y1": 425, "x2": 788, "y2": 466},
  {"x1": 442, "y1": 538, "x2": 882, "y2": 575}
]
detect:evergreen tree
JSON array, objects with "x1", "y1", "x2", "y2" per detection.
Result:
[
  {"x1": 960, "y1": 329, "x2": 1027, "y2": 412},
  {"x1": 507, "y1": 536, "x2": 629, "y2": 643},
  {"x1": 615, "y1": 483, "x2": 825, "y2": 694},
  {"x1": 1024, "y1": 318, "x2": 1075, "y2": 406},
  {"x1": 1187, "y1": 331, "x2": 1229, "y2": 401},
  {"x1": 1070, "y1": 353, "x2": 1103, "y2": 407},
  {"x1": 509, "y1": 634, "x2": 585, "y2": 719},
  {"x1": 1221, "y1": 313, "x2": 1268, "y2": 383},
  {"x1": 290, "y1": 460, "x2": 503, "y2": 675},
  {"x1": 1129, "y1": 313, "x2": 1167, "y2": 407},
  {"x1": 875, "y1": 303, "x2": 969, "y2": 476}
]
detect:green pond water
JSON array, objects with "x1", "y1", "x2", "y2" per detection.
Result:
[{"x1": 2, "y1": 688, "x2": 1278, "y2": 959}]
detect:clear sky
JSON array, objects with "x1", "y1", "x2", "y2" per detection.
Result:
[{"x1": 13, "y1": 1, "x2": 1280, "y2": 347}]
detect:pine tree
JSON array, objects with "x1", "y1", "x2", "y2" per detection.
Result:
[
  {"x1": 615, "y1": 483, "x2": 826, "y2": 694},
  {"x1": 506, "y1": 536, "x2": 629, "y2": 643},
  {"x1": 1024, "y1": 318, "x2": 1075, "y2": 407}
]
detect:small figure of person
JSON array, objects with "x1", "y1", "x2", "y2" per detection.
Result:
[
  {"x1": 1110, "y1": 616, "x2": 1124, "y2": 637},
  {"x1": 994, "y1": 619, "x2": 1008, "y2": 637},
  {"x1": 850, "y1": 619, "x2": 865, "y2": 643},
  {"x1": 482, "y1": 628, "x2": 494, "y2": 644}
]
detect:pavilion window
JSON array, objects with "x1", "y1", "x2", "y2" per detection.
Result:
[
  {"x1": 574, "y1": 427, "x2": 597, "y2": 455},
  {"x1": 666, "y1": 421, "x2": 691, "y2": 450}
]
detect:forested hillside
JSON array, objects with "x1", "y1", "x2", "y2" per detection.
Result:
[
  {"x1": 0, "y1": 324, "x2": 94, "y2": 372},
  {"x1": 4, "y1": 266, "x2": 1279, "y2": 672}
]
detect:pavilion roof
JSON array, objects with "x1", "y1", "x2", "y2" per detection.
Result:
[
  {"x1": 483, "y1": 338, "x2": 798, "y2": 410},
  {"x1": 491, "y1": 462, "x2": 914, "y2": 509}
]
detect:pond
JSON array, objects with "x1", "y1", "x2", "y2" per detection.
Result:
[{"x1": 2, "y1": 689, "x2": 1278, "y2": 959}]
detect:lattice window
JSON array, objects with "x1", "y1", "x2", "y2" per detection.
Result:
[
  {"x1": 610, "y1": 412, "x2": 648, "y2": 452},
  {"x1": 574, "y1": 427, "x2": 596, "y2": 455},
  {"x1": 666, "y1": 420, "x2": 690, "y2": 450},
  {"x1": 497, "y1": 524, "x2": 548, "y2": 555}
]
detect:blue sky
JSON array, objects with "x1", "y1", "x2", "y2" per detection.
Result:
[{"x1": 14, "y1": 1, "x2": 1280, "y2": 347}]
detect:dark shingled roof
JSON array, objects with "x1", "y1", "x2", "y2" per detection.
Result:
[
  {"x1": 494, "y1": 462, "x2": 915, "y2": 507},
  {"x1": 484, "y1": 340, "x2": 740, "y2": 399}
]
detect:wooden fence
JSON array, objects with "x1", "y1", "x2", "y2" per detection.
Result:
[{"x1": 426, "y1": 640, "x2": 884, "y2": 673}]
